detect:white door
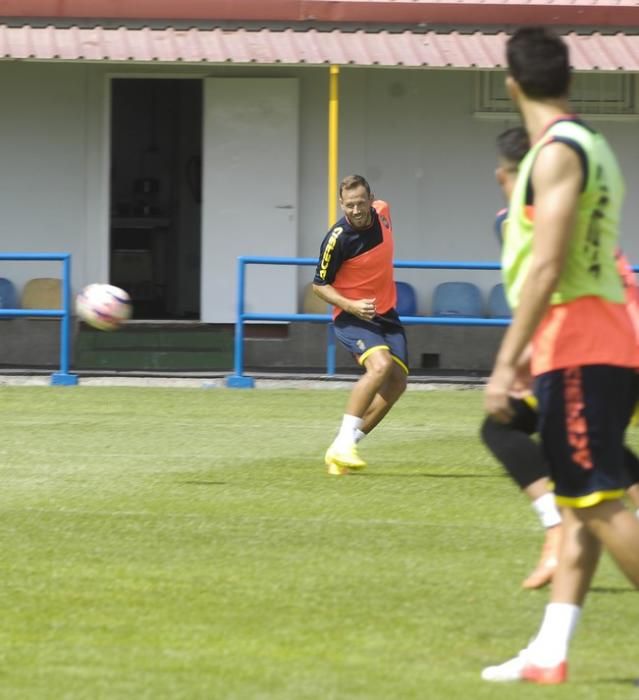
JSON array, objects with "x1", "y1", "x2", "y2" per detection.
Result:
[{"x1": 201, "y1": 78, "x2": 299, "y2": 323}]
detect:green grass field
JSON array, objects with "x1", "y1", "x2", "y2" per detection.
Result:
[{"x1": 1, "y1": 385, "x2": 637, "y2": 699}]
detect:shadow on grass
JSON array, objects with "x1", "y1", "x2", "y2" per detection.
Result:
[
  {"x1": 590, "y1": 585, "x2": 637, "y2": 595},
  {"x1": 590, "y1": 677, "x2": 639, "y2": 687},
  {"x1": 180, "y1": 480, "x2": 227, "y2": 486}
]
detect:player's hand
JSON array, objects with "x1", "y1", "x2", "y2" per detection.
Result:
[
  {"x1": 513, "y1": 345, "x2": 533, "y2": 392},
  {"x1": 485, "y1": 363, "x2": 516, "y2": 423},
  {"x1": 351, "y1": 298, "x2": 377, "y2": 320}
]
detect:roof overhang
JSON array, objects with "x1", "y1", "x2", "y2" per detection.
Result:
[
  {"x1": 1, "y1": 25, "x2": 638, "y2": 71},
  {"x1": 2, "y1": 0, "x2": 639, "y2": 28}
]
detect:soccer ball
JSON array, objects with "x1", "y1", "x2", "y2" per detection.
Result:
[{"x1": 76, "y1": 283, "x2": 132, "y2": 331}]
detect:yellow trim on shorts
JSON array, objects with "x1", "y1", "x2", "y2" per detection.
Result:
[
  {"x1": 522, "y1": 394, "x2": 538, "y2": 410},
  {"x1": 555, "y1": 489, "x2": 625, "y2": 509},
  {"x1": 358, "y1": 345, "x2": 409, "y2": 375},
  {"x1": 358, "y1": 345, "x2": 390, "y2": 366},
  {"x1": 391, "y1": 355, "x2": 409, "y2": 375}
]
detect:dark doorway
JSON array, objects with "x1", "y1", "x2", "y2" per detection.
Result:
[{"x1": 110, "y1": 79, "x2": 202, "y2": 319}]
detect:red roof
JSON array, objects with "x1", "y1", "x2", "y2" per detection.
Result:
[
  {"x1": 1, "y1": 0, "x2": 639, "y2": 27},
  {"x1": 1, "y1": 0, "x2": 639, "y2": 70},
  {"x1": 1, "y1": 25, "x2": 638, "y2": 70}
]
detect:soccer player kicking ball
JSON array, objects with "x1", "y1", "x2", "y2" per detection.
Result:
[
  {"x1": 313, "y1": 174, "x2": 408, "y2": 475},
  {"x1": 483, "y1": 27, "x2": 639, "y2": 684}
]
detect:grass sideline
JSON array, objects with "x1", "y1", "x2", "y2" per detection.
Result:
[{"x1": 0, "y1": 385, "x2": 637, "y2": 699}]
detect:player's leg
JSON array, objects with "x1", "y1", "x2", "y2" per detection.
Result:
[
  {"x1": 511, "y1": 497, "x2": 639, "y2": 683},
  {"x1": 359, "y1": 359, "x2": 407, "y2": 435},
  {"x1": 480, "y1": 397, "x2": 546, "y2": 493},
  {"x1": 345, "y1": 347, "x2": 398, "y2": 417},
  {"x1": 577, "y1": 498, "x2": 639, "y2": 586},
  {"x1": 325, "y1": 348, "x2": 396, "y2": 473},
  {"x1": 356, "y1": 321, "x2": 409, "y2": 438},
  {"x1": 483, "y1": 365, "x2": 638, "y2": 684},
  {"x1": 521, "y1": 518, "x2": 562, "y2": 589},
  {"x1": 480, "y1": 398, "x2": 561, "y2": 588},
  {"x1": 324, "y1": 317, "x2": 399, "y2": 474},
  {"x1": 482, "y1": 504, "x2": 598, "y2": 684}
]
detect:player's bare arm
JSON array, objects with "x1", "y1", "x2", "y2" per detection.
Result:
[
  {"x1": 312, "y1": 283, "x2": 376, "y2": 320},
  {"x1": 486, "y1": 143, "x2": 582, "y2": 421}
]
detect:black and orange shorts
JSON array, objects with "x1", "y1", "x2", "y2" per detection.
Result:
[{"x1": 535, "y1": 364, "x2": 639, "y2": 508}]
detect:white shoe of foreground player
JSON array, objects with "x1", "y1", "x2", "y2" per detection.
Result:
[
  {"x1": 481, "y1": 650, "x2": 529, "y2": 682},
  {"x1": 482, "y1": 649, "x2": 568, "y2": 684}
]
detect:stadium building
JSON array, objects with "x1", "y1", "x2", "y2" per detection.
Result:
[{"x1": 1, "y1": 0, "x2": 638, "y2": 374}]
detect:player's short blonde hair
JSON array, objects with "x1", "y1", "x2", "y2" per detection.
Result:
[{"x1": 339, "y1": 174, "x2": 371, "y2": 198}]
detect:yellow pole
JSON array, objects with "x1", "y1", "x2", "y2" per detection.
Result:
[{"x1": 328, "y1": 65, "x2": 340, "y2": 228}]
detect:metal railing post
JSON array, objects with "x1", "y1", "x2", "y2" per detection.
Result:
[
  {"x1": 51, "y1": 253, "x2": 78, "y2": 385},
  {"x1": 326, "y1": 323, "x2": 336, "y2": 376},
  {"x1": 0, "y1": 252, "x2": 78, "y2": 386},
  {"x1": 226, "y1": 257, "x2": 255, "y2": 388}
]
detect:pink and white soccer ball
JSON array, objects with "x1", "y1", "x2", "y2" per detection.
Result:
[{"x1": 76, "y1": 283, "x2": 132, "y2": 331}]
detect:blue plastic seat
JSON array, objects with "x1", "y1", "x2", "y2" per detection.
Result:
[
  {"x1": 488, "y1": 283, "x2": 511, "y2": 319},
  {"x1": 0, "y1": 277, "x2": 19, "y2": 310},
  {"x1": 432, "y1": 281, "x2": 483, "y2": 317},
  {"x1": 395, "y1": 281, "x2": 417, "y2": 316}
]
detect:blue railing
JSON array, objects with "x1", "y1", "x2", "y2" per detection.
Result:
[
  {"x1": 0, "y1": 253, "x2": 78, "y2": 385},
  {"x1": 226, "y1": 256, "x2": 509, "y2": 388}
]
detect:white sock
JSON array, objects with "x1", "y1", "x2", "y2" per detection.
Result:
[
  {"x1": 636, "y1": 508, "x2": 639, "y2": 520},
  {"x1": 334, "y1": 414, "x2": 363, "y2": 448},
  {"x1": 527, "y1": 603, "x2": 581, "y2": 667},
  {"x1": 354, "y1": 429, "x2": 366, "y2": 444},
  {"x1": 532, "y1": 493, "x2": 562, "y2": 529}
]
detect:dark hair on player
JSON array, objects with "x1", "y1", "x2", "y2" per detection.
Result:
[
  {"x1": 496, "y1": 126, "x2": 530, "y2": 165},
  {"x1": 506, "y1": 27, "x2": 571, "y2": 99}
]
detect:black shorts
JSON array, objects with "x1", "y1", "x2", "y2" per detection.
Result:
[
  {"x1": 508, "y1": 395, "x2": 539, "y2": 435},
  {"x1": 535, "y1": 365, "x2": 639, "y2": 508},
  {"x1": 333, "y1": 309, "x2": 408, "y2": 373}
]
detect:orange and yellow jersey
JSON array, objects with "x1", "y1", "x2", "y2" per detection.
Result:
[
  {"x1": 313, "y1": 200, "x2": 396, "y2": 320},
  {"x1": 503, "y1": 116, "x2": 639, "y2": 375},
  {"x1": 530, "y1": 245, "x2": 639, "y2": 375},
  {"x1": 530, "y1": 248, "x2": 639, "y2": 374}
]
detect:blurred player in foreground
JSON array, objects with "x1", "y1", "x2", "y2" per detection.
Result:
[
  {"x1": 482, "y1": 27, "x2": 639, "y2": 684},
  {"x1": 313, "y1": 175, "x2": 408, "y2": 475},
  {"x1": 482, "y1": 126, "x2": 563, "y2": 589},
  {"x1": 481, "y1": 126, "x2": 639, "y2": 590}
]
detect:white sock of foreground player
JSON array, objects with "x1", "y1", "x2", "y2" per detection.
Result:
[
  {"x1": 334, "y1": 414, "x2": 363, "y2": 449},
  {"x1": 482, "y1": 603, "x2": 581, "y2": 681},
  {"x1": 354, "y1": 428, "x2": 366, "y2": 444},
  {"x1": 527, "y1": 603, "x2": 581, "y2": 667},
  {"x1": 532, "y1": 493, "x2": 562, "y2": 529}
]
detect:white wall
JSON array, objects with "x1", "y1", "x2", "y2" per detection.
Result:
[
  {"x1": 0, "y1": 61, "x2": 638, "y2": 316},
  {"x1": 0, "y1": 63, "x2": 90, "y2": 293},
  {"x1": 201, "y1": 77, "x2": 299, "y2": 323}
]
